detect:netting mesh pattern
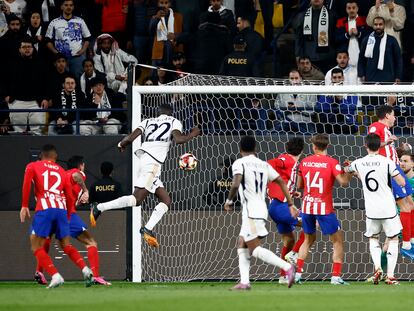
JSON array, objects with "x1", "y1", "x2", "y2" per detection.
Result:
[{"x1": 137, "y1": 74, "x2": 414, "y2": 282}]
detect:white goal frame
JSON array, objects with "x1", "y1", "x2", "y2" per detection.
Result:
[{"x1": 131, "y1": 83, "x2": 414, "y2": 282}]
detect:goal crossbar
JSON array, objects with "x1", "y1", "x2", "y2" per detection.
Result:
[{"x1": 133, "y1": 84, "x2": 414, "y2": 95}]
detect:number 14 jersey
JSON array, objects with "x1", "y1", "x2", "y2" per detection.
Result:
[
  {"x1": 299, "y1": 154, "x2": 343, "y2": 215},
  {"x1": 137, "y1": 114, "x2": 183, "y2": 163}
]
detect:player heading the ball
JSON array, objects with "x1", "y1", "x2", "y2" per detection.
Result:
[
  {"x1": 89, "y1": 103, "x2": 200, "y2": 248},
  {"x1": 224, "y1": 136, "x2": 298, "y2": 290}
]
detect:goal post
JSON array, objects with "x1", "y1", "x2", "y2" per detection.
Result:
[{"x1": 131, "y1": 76, "x2": 414, "y2": 282}]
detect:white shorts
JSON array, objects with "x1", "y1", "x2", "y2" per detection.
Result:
[
  {"x1": 134, "y1": 150, "x2": 164, "y2": 194},
  {"x1": 365, "y1": 216, "x2": 402, "y2": 238},
  {"x1": 239, "y1": 217, "x2": 268, "y2": 242}
]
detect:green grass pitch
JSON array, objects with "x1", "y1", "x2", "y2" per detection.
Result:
[{"x1": 1, "y1": 281, "x2": 414, "y2": 311}]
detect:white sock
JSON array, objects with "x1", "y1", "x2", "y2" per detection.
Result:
[
  {"x1": 386, "y1": 239, "x2": 399, "y2": 278},
  {"x1": 145, "y1": 202, "x2": 168, "y2": 230},
  {"x1": 402, "y1": 241, "x2": 411, "y2": 250},
  {"x1": 410, "y1": 238, "x2": 414, "y2": 244},
  {"x1": 369, "y1": 238, "x2": 382, "y2": 270},
  {"x1": 238, "y1": 248, "x2": 250, "y2": 285},
  {"x1": 252, "y1": 246, "x2": 291, "y2": 271},
  {"x1": 97, "y1": 195, "x2": 136, "y2": 212}
]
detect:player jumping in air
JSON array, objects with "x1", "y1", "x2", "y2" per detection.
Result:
[
  {"x1": 89, "y1": 104, "x2": 200, "y2": 247},
  {"x1": 267, "y1": 137, "x2": 306, "y2": 284},
  {"x1": 295, "y1": 134, "x2": 352, "y2": 285},
  {"x1": 368, "y1": 105, "x2": 414, "y2": 259},
  {"x1": 345, "y1": 134, "x2": 405, "y2": 285},
  {"x1": 224, "y1": 136, "x2": 298, "y2": 290},
  {"x1": 20, "y1": 145, "x2": 94, "y2": 288},
  {"x1": 35, "y1": 156, "x2": 111, "y2": 286}
]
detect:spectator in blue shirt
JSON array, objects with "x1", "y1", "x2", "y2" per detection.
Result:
[{"x1": 315, "y1": 67, "x2": 358, "y2": 134}]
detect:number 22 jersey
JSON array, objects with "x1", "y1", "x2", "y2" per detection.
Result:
[{"x1": 136, "y1": 114, "x2": 183, "y2": 163}]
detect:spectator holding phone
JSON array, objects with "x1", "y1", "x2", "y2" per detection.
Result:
[{"x1": 149, "y1": 0, "x2": 183, "y2": 67}]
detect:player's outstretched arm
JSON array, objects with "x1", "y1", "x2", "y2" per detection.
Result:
[
  {"x1": 172, "y1": 127, "x2": 200, "y2": 145},
  {"x1": 224, "y1": 174, "x2": 242, "y2": 211},
  {"x1": 118, "y1": 128, "x2": 143, "y2": 152}
]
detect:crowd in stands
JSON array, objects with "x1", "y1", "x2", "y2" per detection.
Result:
[{"x1": 0, "y1": 0, "x2": 413, "y2": 135}]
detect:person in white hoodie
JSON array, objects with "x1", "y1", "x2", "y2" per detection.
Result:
[{"x1": 93, "y1": 33, "x2": 137, "y2": 94}]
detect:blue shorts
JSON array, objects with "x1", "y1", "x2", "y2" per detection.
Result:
[
  {"x1": 30, "y1": 209, "x2": 70, "y2": 240},
  {"x1": 302, "y1": 213, "x2": 340, "y2": 235},
  {"x1": 268, "y1": 199, "x2": 299, "y2": 234},
  {"x1": 69, "y1": 213, "x2": 88, "y2": 239},
  {"x1": 392, "y1": 166, "x2": 413, "y2": 200}
]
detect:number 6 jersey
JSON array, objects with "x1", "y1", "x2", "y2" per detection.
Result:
[
  {"x1": 348, "y1": 154, "x2": 399, "y2": 219},
  {"x1": 136, "y1": 114, "x2": 183, "y2": 163}
]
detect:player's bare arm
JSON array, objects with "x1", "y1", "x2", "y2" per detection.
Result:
[
  {"x1": 72, "y1": 172, "x2": 89, "y2": 203},
  {"x1": 335, "y1": 172, "x2": 352, "y2": 187},
  {"x1": 20, "y1": 207, "x2": 30, "y2": 223},
  {"x1": 118, "y1": 128, "x2": 143, "y2": 152},
  {"x1": 273, "y1": 176, "x2": 299, "y2": 218},
  {"x1": 172, "y1": 127, "x2": 201, "y2": 144},
  {"x1": 381, "y1": 135, "x2": 398, "y2": 147},
  {"x1": 393, "y1": 173, "x2": 406, "y2": 187},
  {"x1": 224, "y1": 174, "x2": 242, "y2": 211}
]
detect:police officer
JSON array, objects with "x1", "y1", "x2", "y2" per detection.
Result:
[
  {"x1": 89, "y1": 162, "x2": 123, "y2": 203},
  {"x1": 219, "y1": 36, "x2": 256, "y2": 77}
]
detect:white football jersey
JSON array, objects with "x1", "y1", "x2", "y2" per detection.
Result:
[
  {"x1": 232, "y1": 154, "x2": 280, "y2": 219},
  {"x1": 349, "y1": 154, "x2": 399, "y2": 219},
  {"x1": 136, "y1": 114, "x2": 183, "y2": 163}
]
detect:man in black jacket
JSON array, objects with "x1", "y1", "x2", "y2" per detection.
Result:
[
  {"x1": 220, "y1": 36, "x2": 256, "y2": 77},
  {"x1": 3, "y1": 37, "x2": 48, "y2": 135},
  {"x1": 89, "y1": 162, "x2": 123, "y2": 204}
]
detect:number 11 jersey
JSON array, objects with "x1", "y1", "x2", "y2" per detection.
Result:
[
  {"x1": 299, "y1": 154, "x2": 343, "y2": 215},
  {"x1": 137, "y1": 114, "x2": 183, "y2": 163}
]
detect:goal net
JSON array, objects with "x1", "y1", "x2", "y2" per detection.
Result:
[{"x1": 131, "y1": 74, "x2": 414, "y2": 282}]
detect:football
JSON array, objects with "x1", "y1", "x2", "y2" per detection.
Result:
[{"x1": 179, "y1": 153, "x2": 198, "y2": 171}]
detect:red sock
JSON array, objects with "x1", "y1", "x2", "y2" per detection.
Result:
[
  {"x1": 411, "y1": 210, "x2": 414, "y2": 239},
  {"x1": 332, "y1": 262, "x2": 342, "y2": 277},
  {"x1": 280, "y1": 246, "x2": 288, "y2": 277},
  {"x1": 34, "y1": 248, "x2": 58, "y2": 277},
  {"x1": 87, "y1": 246, "x2": 100, "y2": 277},
  {"x1": 400, "y1": 212, "x2": 411, "y2": 243},
  {"x1": 36, "y1": 238, "x2": 51, "y2": 273},
  {"x1": 292, "y1": 231, "x2": 305, "y2": 253},
  {"x1": 297, "y1": 258, "x2": 304, "y2": 273},
  {"x1": 63, "y1": 245, "x2": 86, "y2": 270}
]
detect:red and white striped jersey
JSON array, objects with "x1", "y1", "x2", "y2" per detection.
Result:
[
  {"x1": 21, "y1": 160, "x2": 74, "y2": 214},
  {"x1": 368, "y1": 121, "x2": 399, "y2": 164},
  {"x1": 267, "y1": 153, "x2": 299, "y2": 202},
  {"x1": 298, "y1": 154, "x2": 343, "y2": 215}
]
